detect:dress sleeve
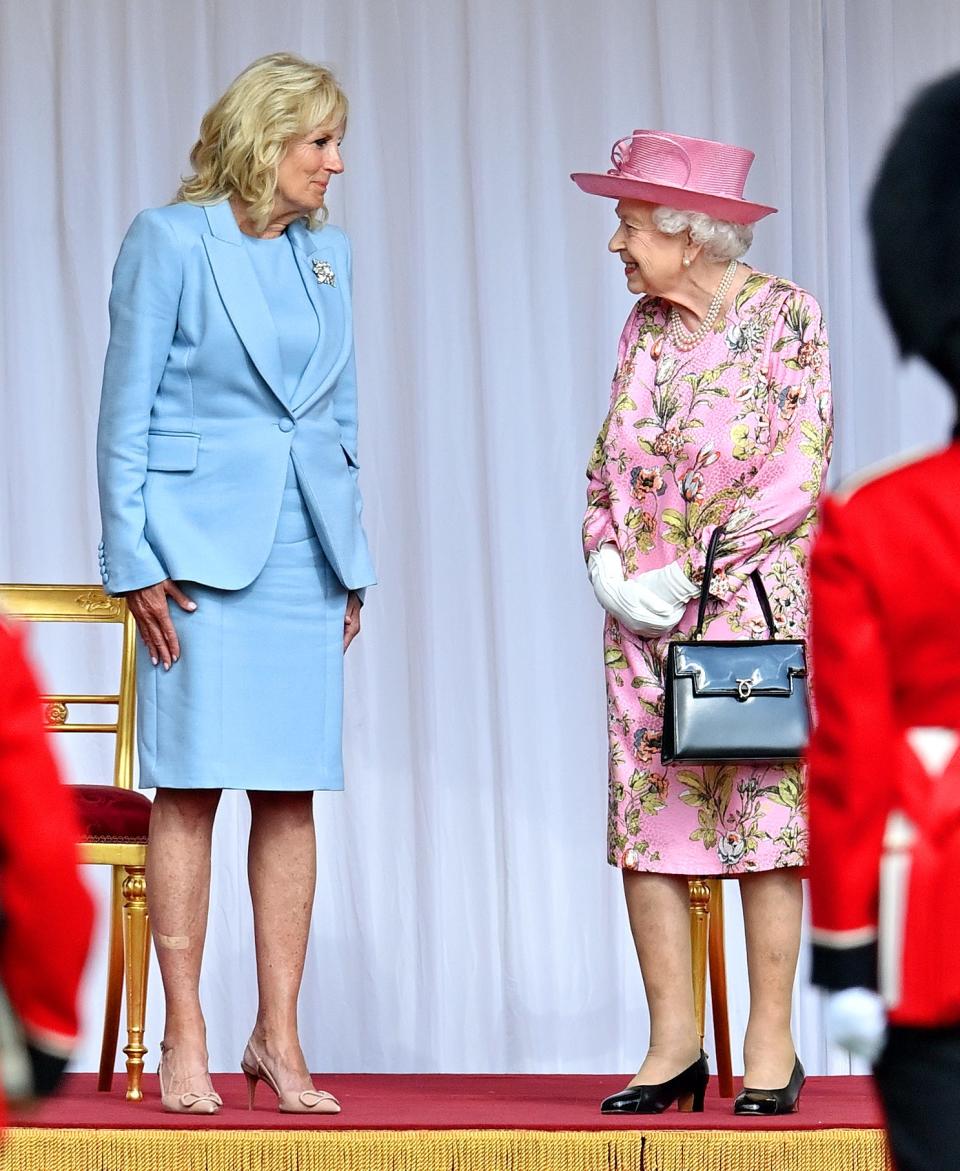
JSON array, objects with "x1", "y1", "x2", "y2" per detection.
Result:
[
  {"x1": 0, "y1": 623, "x2": 94, "y2": 1061},
  {"x1": 96, "y1": 209, "x2": 183, "y2": 594},
  {"x1": 807, "y1": 496, "x2": 893, "y2": 990},
  {"x1": 582, "y1": 436, "x2": 617, "y2": 559},
  {"x1": 683, "y1": 291, "x2": 833, "y2": 600},
  {"x1": 582, "y1": 309, "x2": 639, "y2": 561}
]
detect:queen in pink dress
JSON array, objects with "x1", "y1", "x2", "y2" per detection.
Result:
[{"x1": 571, "y1": 132, "x2": 831, "y2": 1117}]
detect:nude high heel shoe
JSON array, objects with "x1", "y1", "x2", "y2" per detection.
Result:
[
  {"x1": 241, "y1": 1039, "x2": 340, "y2": 1114},
  {"x1": 158, "y1": 1043, "x2": 223, "y2": 1115}
]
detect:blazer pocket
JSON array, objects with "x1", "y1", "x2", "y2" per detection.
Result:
[
  {"x1": 340, "y1": 443, "x2": 359, "y2": 469},
  {"x1": 146, "y1": 430, "x2": 201, "y2": 472}
]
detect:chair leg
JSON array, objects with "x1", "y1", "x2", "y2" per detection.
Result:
[
  {"x1": 121, "y1": 865, "x2": 150, "y2": 1102},
  {"x1": 688, "y1": 878, "x2": 711, "y2": 1050},
  {"x1": 97, "y1": 867, "x2": 125, "y2": 1092},
  {"x1": 707, "y1": 880, "x2": 734, "y2": 1098}
]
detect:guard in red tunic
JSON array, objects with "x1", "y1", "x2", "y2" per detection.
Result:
[
  {"x1": 808, "y1": 70, "x2": 960, "y2": 1171},
  {"x1": 0, "y1": 616, "x2": 94, "y2": 1119}
]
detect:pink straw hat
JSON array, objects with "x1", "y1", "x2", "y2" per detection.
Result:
[{"x1": 571, "y1": 130, "x2": 776, "y2": 224}]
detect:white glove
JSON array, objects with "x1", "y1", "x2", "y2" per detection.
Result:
[
  {"x1": 641, "y1": 561, "x2": 700, "y2": 611},
  {"x1": 825, "y1": 987, "x2": 887, "y2": 1064},
  {"x1": 588, "y1": 546, "x2": 697, "y2": 636}
]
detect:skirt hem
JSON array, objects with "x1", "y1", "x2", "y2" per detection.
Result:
[
  {"x1": 607, "y1": 855, "x2": 808, "y2": 877},
  {"x1": 140, "y1": 779, "x2": 345, "y2": 793}
]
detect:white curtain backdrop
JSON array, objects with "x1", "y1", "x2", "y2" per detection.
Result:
[{"x1": 1, "y1": 0, "x2": 958, "y2": 1078}]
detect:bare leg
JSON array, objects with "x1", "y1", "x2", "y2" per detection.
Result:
[
  {"x1": 739, "y1": 869, "x2": 803, "y2": 1087},
  {"x1": 147, "y1": 787, "x2": 222, "y2": 1096},
  {"x1": 246, "y1": 790, "x2": 317, "y2": 1090},
  {"x1": 622, "y1": 870, "x2": 702, "y2": 1085}
]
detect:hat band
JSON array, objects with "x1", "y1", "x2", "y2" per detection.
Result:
[{"x1": 610, "y1": 132, "x2": 692, "y2": 185}]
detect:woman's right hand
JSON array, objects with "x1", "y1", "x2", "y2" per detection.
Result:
[
  {"x1": 588, "y1": 545, "x2": 683, "y2": 636},
  {"x1": 125, "y1": 580, "x2": 196, "y2": 669}
]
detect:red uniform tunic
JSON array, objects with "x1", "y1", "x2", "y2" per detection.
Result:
[
  {"x1": 808, "y1": 444, "x2": 960, "y2": 1025},
  {"x1": 0, "y1": 618, "x2": 94, "y2": 1116}
]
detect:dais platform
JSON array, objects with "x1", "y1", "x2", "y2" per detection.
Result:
[{"x1": 2, "y1": 1072, "x2": 890, "y2": 1171}]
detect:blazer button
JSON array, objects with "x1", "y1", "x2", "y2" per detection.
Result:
[{"x1": 278, "y1": 418, "x2": 295, "y2": 433}]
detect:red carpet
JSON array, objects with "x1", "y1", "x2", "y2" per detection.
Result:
[{"x1": 14, "y1": 1072, "x2": 884, "y2": 1131}]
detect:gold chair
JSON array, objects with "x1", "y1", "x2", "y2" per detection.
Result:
[
  {"x1": 689, "y1": 878, "x2": 734, "y2": 1098},
  {"x1": 0, "y1": 584, "x2": 151, "y2": 1101}
]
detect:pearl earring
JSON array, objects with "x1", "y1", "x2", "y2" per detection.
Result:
[{"x1": 682, "y1": 256, "x2": 692, "y2": 268}]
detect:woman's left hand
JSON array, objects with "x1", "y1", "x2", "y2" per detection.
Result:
[{"x1": 343, "y1": 592, "x2": 362, "y2": 652}]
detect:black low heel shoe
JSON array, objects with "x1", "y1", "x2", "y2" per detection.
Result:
[
  {"x1": 734, "y1": 1057, "x2": 805, "y2": 1115},
  {"x1": 599, "y1": 1051, "x2": 709, "y2": 1115}
]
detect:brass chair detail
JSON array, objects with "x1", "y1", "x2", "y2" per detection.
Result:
[
  {"x1": 0, "y1": 585, "x2": 151, "y2": 1101},
  {"x1": 689, "y1": 878, "x2": 734, "y2": 1098}
]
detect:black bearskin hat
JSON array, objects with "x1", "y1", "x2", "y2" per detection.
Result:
[{"x1": 869, "y1": 70, "x2": 960, "y2": 397}]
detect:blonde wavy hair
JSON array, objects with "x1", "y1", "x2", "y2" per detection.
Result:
[{"x1": 176, "y1": 52, "x2": 348, "y2": 231}]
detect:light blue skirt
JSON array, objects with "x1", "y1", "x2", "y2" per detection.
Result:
[{"x1": 136, "y1": 461, "x2": 349, "y2": 791}]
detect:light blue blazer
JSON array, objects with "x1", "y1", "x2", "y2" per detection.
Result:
[{"x1": 96, "y1": 200, "x2": 377, "y2": 595}]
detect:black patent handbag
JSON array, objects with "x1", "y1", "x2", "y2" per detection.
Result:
[{"x1": 660, "y1": 527, "x2": 809, "y2": 764}]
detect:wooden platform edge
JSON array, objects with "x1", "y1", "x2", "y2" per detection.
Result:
[{"x1": 0, "y1": 1124, "x2": 892, "y2": 1171}]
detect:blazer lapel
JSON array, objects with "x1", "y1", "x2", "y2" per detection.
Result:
[
  {"x1": 202, "y1": 203, "x2": 286, "y2": 405},
  {"x1": 287, "y1": 222, "x2": 352, "y2": 416}
]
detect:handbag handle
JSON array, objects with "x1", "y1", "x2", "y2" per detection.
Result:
[{"x1": 693, "y1": 526, "x2": 776, "y2": 639}]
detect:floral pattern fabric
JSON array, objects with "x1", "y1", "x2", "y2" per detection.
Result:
[{"x1": 584, "y1": 273, "x2": 832, "y2": 875}]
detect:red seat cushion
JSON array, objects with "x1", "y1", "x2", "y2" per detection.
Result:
[{"x1": 73, "y1": 785, "x2": 152, "y2": 845}]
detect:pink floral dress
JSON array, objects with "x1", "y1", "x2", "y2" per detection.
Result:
[{"x1": 583, "y1": 273, "x2": 832, "y2": 875}]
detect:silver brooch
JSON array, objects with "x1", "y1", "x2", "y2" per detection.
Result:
[{"x1": 312, "y1": 259, "x2": 336, "y2": 287}]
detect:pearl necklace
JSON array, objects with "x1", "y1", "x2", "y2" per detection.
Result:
[{"x1": 667, "y1": 259, "x2": 739, "y2": 352}]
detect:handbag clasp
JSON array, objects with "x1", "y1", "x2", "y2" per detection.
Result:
[{"x1": 736, "y1": 679, "x2": 754, "y2": 701}]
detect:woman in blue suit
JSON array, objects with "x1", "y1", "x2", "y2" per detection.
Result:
[{"x1": 96, "y1": 52, "x2": 376, "y2": 1115}]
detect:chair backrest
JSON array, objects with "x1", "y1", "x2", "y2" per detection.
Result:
[{"x1": 0, "y1": 585, "x2": 137, "y2": 790}]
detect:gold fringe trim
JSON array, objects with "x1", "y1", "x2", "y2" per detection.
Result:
[{"x1": 0, "y1": 1126, "x2": 892, "y2": 1171}]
